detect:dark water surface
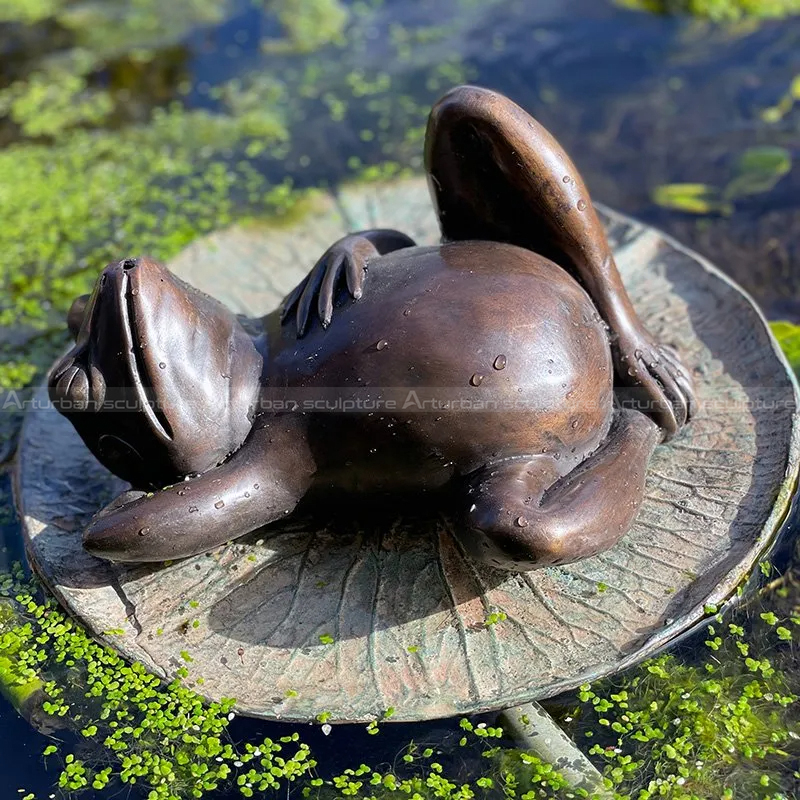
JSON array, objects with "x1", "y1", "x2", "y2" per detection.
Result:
[{"x1": 2, "y1": 1, "x2": 800, "y2": 798}]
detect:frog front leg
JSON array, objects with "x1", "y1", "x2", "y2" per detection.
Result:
[
  {"x1": 82, "y1": 416, "x2": 316, "y2": 563},
  {"x1": 282, "y1": 229, "x2": 416, "y2": 336},
  {"x1": 460, "y1": 410, "x2": 660, "y2": 570},
  {"x1": 425, "y1": 85, "x2": 695, "y2": 439}
]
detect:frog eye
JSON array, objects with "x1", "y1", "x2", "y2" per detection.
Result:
[{"x1": 51, "y1": 364, "x2": 90, "y2": 411}]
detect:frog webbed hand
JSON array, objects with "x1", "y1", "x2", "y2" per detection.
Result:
[{"x1": 281, "y1": 229, "x2": 416, "y2": 337}]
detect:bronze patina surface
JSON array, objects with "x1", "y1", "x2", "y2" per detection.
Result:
[{"x1": 47, "y1": 87, "x2": 695, "y2": 569}]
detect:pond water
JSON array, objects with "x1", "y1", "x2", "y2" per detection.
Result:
[{"x1": 2, "y1": 1, "x2": 800, "y2": 798}]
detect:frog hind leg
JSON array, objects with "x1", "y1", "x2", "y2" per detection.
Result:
[
  {"x1": 459, "y1": 410, "x2": 660, "y2": 571},
  {"x1": 425, "y1": 86, "x2": 596, "y2": 269},
  {"x1": 424, "y1": 85, "x2": 695, "y2": 439}
]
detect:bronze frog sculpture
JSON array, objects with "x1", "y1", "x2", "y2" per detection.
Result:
[{"x1": 49, "y1": 86, "x2": 695, "y2": 570}]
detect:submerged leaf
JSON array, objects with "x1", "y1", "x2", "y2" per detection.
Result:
[
  {"x1": 724, "y1": 146, "x2": 792, "y2": 199},
  {"x1": 652, "y1": 183, "x2": 732, "y2": 215}
]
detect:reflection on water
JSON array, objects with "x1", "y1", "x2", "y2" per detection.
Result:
[{"x1": 1, "y1": 0, "x2": 800, "y2": 797}]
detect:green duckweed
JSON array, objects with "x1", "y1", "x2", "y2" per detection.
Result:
[{"x1": 3, "y1": 558, "x2": 800, "y2": 800}]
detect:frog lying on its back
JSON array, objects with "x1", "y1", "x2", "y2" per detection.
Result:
[{"x1": 49, "y1": 86, "x2": 695, "y2": 570}]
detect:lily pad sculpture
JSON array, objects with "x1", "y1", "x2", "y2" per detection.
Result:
[{"x1": 15, "y1": 87, "x2": 800, "y2": 722}]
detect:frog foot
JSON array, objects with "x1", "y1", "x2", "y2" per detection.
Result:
[{"x1": 614, "y1": 328, "x2": 696, "y2": 440}]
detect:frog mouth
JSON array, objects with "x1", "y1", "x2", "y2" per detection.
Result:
[{"x1": 118, "y1": 262, "x2": 173, "y2": 444}]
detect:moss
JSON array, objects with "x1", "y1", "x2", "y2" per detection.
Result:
[
  {"x1": 0, "y1": 596, "x2": 45, "y2": 712},
  {"x1": 0, "y1": 1, "x2": 236, "y2": 145},
  {"x1": 0, "y1": 70, "x2": 114, "y2": 138},
  {"x1": 55, "y1": 0, "x2": 229, "y2": 57}
]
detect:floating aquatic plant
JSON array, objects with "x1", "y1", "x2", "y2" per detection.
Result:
[
  {"x1": 770, "y1": 321, "x2": 800, "y2": 373},
  {"x1": 760, "y1": 75, "x2": 800, "y2": 123},
  {"x1": 3, "y1": 555, "x2": 800, "y2": 800},
  {"x1": 616, "y1": 0, "x2": 800, "y2": 21},
  {"x1": 652, "y1": 145, "x2": 793, "y2": 215}
]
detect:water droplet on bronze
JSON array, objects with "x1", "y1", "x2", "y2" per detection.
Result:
[
  {"x1": 376, "y1": 339, "x2": 389, "y2": 351},
  {"x1": 403, "y1": 308, "x2": 411, "y2": 317},
  {"x1": 188, "y1": 505, "x2": 198, "y2": 513},
  {"x1": 515, "y1": 516, "x2": 529, "y2": 528},
  {"x1": 571, "y1": 420, "x2": 579, "y2": 428},
  {"x1": 493, "y1": 354, "x2": 507, "y2": 370},
  {"x1": 577, "y1": 200, "x2": 587, "y2": 211},
  {"x1": 159, "y1": 362, "x2": 166, "y2": 369},
  {"x1": 177, "y1": 490, "x2": 185, "y2": 496},
  {"x1": 215, "y1": 500, "x2": 225, "y2": 509},
  {"x1": 253, "y1": 483, "x2": 259, "y2": 490},
  {"x1": 470, "y1": 373, "x2": 484, "y2": 386},
  {"x1": 244, "y1": 492, "x2": 250, "y2": 498},
  {"x1": 138, "y1": 527, "x2": 150, "y2": 536},
  {"x1": 131, "y1": 288, "x2": 139, "y2": 296},
  {"x1": 562, "y1": 175, "x2": 571, "y2": 183}
]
